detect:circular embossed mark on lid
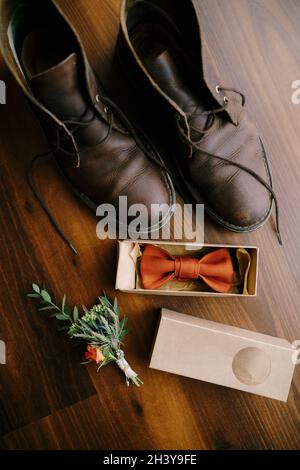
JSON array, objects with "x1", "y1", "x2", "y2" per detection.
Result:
[{"x1": 232, "y1": 347, "x2": 271, "y2": 386}]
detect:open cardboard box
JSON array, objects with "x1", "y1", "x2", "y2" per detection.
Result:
[{"x1": 115, "y1": 240, "x2": 259, "y2": 297}]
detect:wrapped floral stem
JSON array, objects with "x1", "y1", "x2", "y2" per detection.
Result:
[{"x1": 27, "y1": 284, "x2": 143, "y2": 386}]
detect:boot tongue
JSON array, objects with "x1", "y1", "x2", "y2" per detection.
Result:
[
  {"x1": 147, "y1": 50, "x2": 208, "y2": 136},
  {"x1": 146, "y1": 49, "x2": 199, "y2": 114},
  {"x1": 30, "y1": 53, "x2": 88, "y2": 121}
]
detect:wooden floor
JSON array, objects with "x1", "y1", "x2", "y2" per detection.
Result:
[{"x1": 0, "y1": 0, "x2": 300, "y2": 450}]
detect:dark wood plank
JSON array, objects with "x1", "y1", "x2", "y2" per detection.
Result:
[
  {"x1": 0, "y1": 0, "x2": 300, "y2": 449},
  {"x1": 0, "y1": 69, "x2": 98, "y2": 436}
]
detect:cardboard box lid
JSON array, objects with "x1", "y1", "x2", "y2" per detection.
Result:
[{"x1": 150, "y1": 309, "x2": 295, "y2": 401}]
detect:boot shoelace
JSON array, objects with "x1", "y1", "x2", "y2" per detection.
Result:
[
  {"x1": 175, "y1": 86, "x2": 282, "y2": 245},
  {"x1": 27, "y1": 95, "x2": 170, "y2": 254}
]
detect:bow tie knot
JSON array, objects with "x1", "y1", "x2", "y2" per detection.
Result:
[{"x1": 174, "y1": 256, "x2": 199, "y2": 280}]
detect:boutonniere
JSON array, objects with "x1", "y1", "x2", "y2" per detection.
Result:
[{"x1": 27, "y1": 284, "x2": 143, "y2": 386}]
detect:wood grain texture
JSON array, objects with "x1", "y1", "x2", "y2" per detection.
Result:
[{"x1": 0, "y1": 0, "x2": 300, "y2": 450}]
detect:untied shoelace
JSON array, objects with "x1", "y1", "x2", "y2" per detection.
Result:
[
  {"x1": 175, "y1": 86, "x2": 282, "y2": 245},
  {"x1": 27, "y1": 95, "x2": 170, "y2": 254}
]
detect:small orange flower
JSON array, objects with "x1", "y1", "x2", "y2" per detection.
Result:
[{"x1": 85, "y1": 345, "x2": 104, "y2": 364}]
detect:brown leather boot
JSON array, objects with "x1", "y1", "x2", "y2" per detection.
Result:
[
  {"x1": 118, "y1": 0, "x2": 281, "y2": 243},
  {"x1": 0, "y1": 0, "x2": 175, "y2": 253}
]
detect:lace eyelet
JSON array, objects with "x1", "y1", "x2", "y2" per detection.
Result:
[
  {"x1": 104, "y1": 106, "x2": 109, "y2": 113},
  {"x1": 223, "y1": 96, "x2": 229, "y2": 105},
  {"x1": 95, "y1": 94, "x2": 101, "y2": 103},
  {"x1": 216, "y1": 85, "x2": 221, "y2": 94}
]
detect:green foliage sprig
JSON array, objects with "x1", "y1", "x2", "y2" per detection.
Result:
[{"x1": 27, "y1": 284, "x2": 142, "y2": 386}]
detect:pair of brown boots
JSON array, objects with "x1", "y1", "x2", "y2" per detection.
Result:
[{"x1": 0, "y1": 0, "x2": 280, "y2": 252}]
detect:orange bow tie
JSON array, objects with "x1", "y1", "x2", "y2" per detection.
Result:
[{"x1": 140, "y1": 245, "x2": 234, "y2": 293}]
